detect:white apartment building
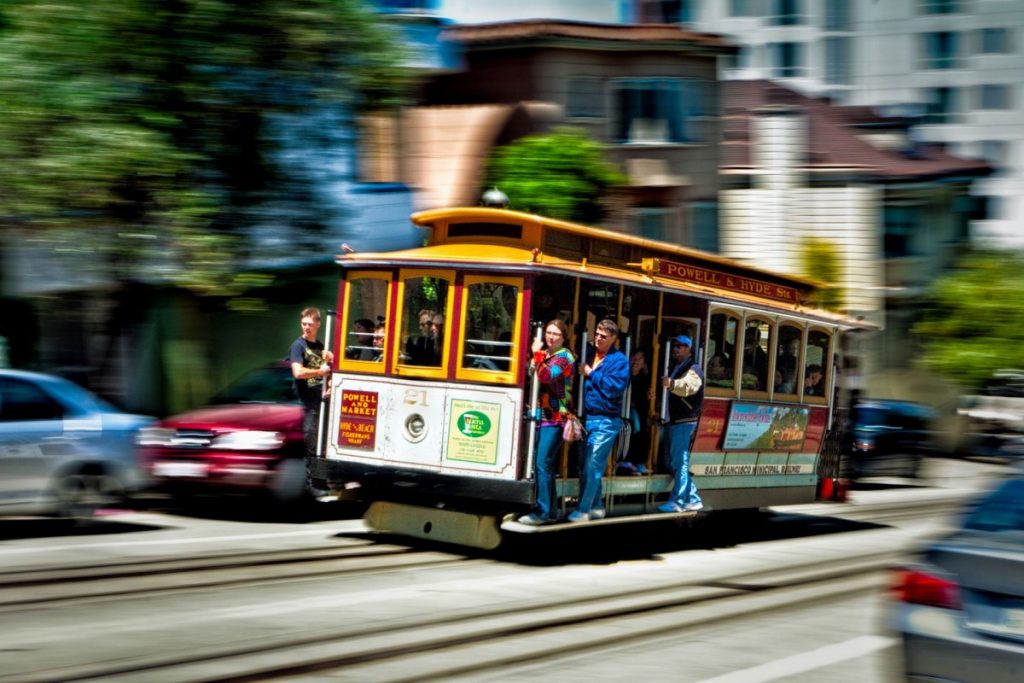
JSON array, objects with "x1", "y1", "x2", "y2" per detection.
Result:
[
  {"x1": 433, "y1": 0, "x2": 1022, "y2": 246},
  {"x1": 682, "y1": 0, "x2": 1024, "y2": 248}
]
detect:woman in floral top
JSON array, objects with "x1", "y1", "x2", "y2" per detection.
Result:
[{"x1": 518, "y1": 318, "x2": 575, "y2": 525}]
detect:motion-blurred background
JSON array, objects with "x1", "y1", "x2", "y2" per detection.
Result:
[{"x1": 0, "y1": 0, "x2": 1021, "y2": 454}]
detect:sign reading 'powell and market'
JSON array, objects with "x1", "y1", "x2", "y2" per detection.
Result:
[{"x1": 649, "y1": 258, "x2": 808, "y2": 305}]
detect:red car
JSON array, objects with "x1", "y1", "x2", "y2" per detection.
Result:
[{"x1": 138, "y1": 362, "x2": 312, "y2": 502}]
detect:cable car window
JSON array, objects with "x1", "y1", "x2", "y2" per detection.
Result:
[
  {"x1": 775, "y1": 322, "x2": 803, "y2": 396},
  {"x1": 344, "y1": 277, "x2": 388, "y2": 362},
  {"x1": 804, "y1": 328, "x2": 831, "y2": 398},
  {"x1": 462, "y1": 281, "x2": 518, "y2": 372},
  {"x1": 706, "y1": 310, "x2": 739, "y2": 391},
  {"x1": 741, "y1": 318, "x2": 772, "y2": 392},
  {"x1": 399, "y1": 276, "x2": 450, "y2": 367}
]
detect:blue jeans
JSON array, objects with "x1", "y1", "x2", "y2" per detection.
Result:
[
  {"x1": 533, "y1": 425, "x2": 563, "y2": 520},
  {"x1": 663, "y1": 421, "x2": 702, "y2": 508},
  {"x1": 577, "y1": 414, "x2": 620, "y2": 514}
]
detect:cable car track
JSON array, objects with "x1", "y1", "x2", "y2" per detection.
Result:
[
  {"x1": 0, "y1": 542, "x2": 483, "y2": 612},
  {"x1": 7, "y1": 546, "x2": 899, "y2": 683}
]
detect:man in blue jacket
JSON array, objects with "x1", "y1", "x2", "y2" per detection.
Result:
[{"x1": 569, "y1": 319, "x2": 630, "y2": 523}]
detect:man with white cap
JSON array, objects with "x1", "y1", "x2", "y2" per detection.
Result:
[{"x1": 659, "y1": 335, "x2": 705, "y2": 512}]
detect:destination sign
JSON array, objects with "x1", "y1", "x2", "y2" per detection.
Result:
[{"x1": 650, "y1": 258, "x2": 804, "y2": 304}]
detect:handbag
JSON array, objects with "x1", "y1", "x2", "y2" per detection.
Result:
[{"x1": 562, "y1": 413, "x2": 584, "y2": 442}]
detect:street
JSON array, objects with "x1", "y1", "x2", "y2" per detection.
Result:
[{"x1": 0, "y1": 456, "x2": 1010, "y2": 683}]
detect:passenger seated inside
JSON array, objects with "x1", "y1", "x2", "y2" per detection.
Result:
[
  {"x1": 404, "y1": 309, "x2": 442, "y2": 366},
  {"x1": 741, "y1": 326, "x2": 768, "y2": 390},
  {"x1": 775, "y1": 368, "x2": 796, "y2": 394},
  {"x1": 372, "y1": 319, "x2": 385, "y2": 361},
  {"x1": 346, "y1": 318, "x2": 376, "y2": 360},
  {"x1": 706, "y1": 354, "x2": 733, "y2": 387},
  {"x1": 804, "y1": 364, "x2": 825, "y2": 396}
]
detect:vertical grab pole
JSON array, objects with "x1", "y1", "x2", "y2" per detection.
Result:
[
  {"x1": 316, "y1": 309, "x2": 336, "y2": 459},
  {"x1": 659, "y1": 338, "x2": 672, "y2": 423},
  {"x1": 577, "y1": 330, "x2": 589, "y2": 418},
  {"x1": 617, "y1": 335, "x2": 633, "y2": 462},
  {"x1": 524, "y1": 324, "x2": 544, "y2": 478}
]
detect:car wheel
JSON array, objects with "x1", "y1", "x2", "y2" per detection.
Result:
[
  {"x1": 271, "y1": 458, "x2": 308, "y2": 502},
  {"x1": 54, "y1": 472, "x2": 123, "y2": 520}
]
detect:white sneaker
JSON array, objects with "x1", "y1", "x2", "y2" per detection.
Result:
[
  {"x1": 566, "y1": 510, "x2": 590, "y2": 523},
  {"x1": 590, "y1": 508, "x2": 607, "y2": 520},
  {"x1": 683, "y1": 502, "x2": 704, "y2": 512}
]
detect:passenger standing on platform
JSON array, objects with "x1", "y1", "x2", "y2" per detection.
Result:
[
  {"x1": 518, "y1": 319, "x2": 576, "y2": 526},
  {"x1": 659, "y1": 335, "x2": 705, "y2": 513},
  {"x1": 289, "y1": 307, "x2": 334, "y2": 460},
  {"x1": 569, "y1": 319, "x2": 630, "y2": 523}
]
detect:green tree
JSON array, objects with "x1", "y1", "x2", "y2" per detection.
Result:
[
  {"x1": 799, "y1": 237, "x2": 843, "y2": 312},
  {"x1": 0, "y1": 0, "x2": 406, "y2": 294},
  {"x1": 913, "y1": 250, "x2": 1024, "y2": 390},
  {"x1": 484, "y1": 128, "x2": 626, "y2": 224}
]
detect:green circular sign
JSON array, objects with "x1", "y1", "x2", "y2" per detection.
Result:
[{"x1": 459, "y1": 411, "x2": 491, "y2": 438}]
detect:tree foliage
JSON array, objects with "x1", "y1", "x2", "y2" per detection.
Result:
[
  {"x1": 799, "y1": 237, "x2": 843, "y2": 312},
  {"x1": 0, "y1": 0, "x2": 406, "y2": 294},
  {"x1": 484, "y1": 128, "x2": 626, "y2": 224},
  {"x1": 913, "y1": 250, "x2": 1024, "y2": 390}
]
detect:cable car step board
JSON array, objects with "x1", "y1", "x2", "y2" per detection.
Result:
[
  {"x1": 501, "y1": 508, "x2": 704, "y2": 534},
  {"x1": 364, "y1": 501, "x2": 502, "y2": 550}
]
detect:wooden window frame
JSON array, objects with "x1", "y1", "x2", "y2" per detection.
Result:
[
  {"x1": 393, "y1": 268, "x2": 456, "y2": 379},
  {"x1": 455, "y1": 274, "x2": 524, "y2": 385},
  {"x1": 337, "y1": 271, "x2": 392, "y2": 374}
]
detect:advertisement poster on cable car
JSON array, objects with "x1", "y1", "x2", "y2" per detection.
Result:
[
  {"x1": 445, "y1": 399, "x2": 501, "y2": 465},
  {"x1": 723, "y1": 403, "x2": 809, "y2": 451}
]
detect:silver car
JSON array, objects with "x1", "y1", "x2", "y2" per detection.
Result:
[
  {"x1": 890, "y1": 473, "x2": 1024, "y2": 683},
  {"x1": 0, "y1": 369, "x2": 153, "y2": 519}
]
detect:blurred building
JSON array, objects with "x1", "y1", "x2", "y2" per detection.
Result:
[
  {"x1": 667, "y1": 0, "x2": 1024, "y2": 249},
  {"x1": 404, "y1": 20, "x2": 735, "y2": 248},
  {"x1": 719, "y1": 79, "x2": 991, "y2": 384}
]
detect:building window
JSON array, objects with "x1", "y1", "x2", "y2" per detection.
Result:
[
  {"x1": 770, "y1": 42, "x2": 805, "y2": 78},
  {"x1": 979, "y1": 140, "x2": 1008, "y2": 167},
  {"x1": 824, "y1": 0, "x2": 850, "y2": 31},
  {"x1": 613, "y1": 78, "x2": 713, "y2": 144},
  {"x1": 567, "y1": 77, "x2": 604, "y2": 118},
  {"x1": 769, "y1": 0, "x2": 803, "y2": 26},
  {"x1": 688, "y1": 201, "x2": 719, "y2": 252},
  {"x1": 923, "y1": 87, "x2": 958, "y2": 124},
  {"x1": 977, "y1": 27, "x2": 1011, "y2": 54},
  {"x1": 920, "y1": 32, "x2": 959, "y2": 69},
  {"x1": 724, "y1": 45, "x2": 752, "y2": 72},
  {"x1": 919, "y1": 0, "x2": 959, "y2": 14},
  {"x1": 825, "y1": 37, "x2": 851, "y2": 84},
  {"x1": 729, "y1": 0, "x2": 754, "y2": 16},
  {"x1": 978, "y1": 84, "x2": 1012, "y2": 110},
  {"x1": 883, "y1": 206, "x2": 918, "y2": 257},
  {"x1": 357, "y1": 113, "x2": 400, "y2": 183},
  {"x1": 630, "y1": 208, "x2": 674, "y2": 241},
  {"x1": 637, "y1": 0, "x2": 695, "y2": 24}
]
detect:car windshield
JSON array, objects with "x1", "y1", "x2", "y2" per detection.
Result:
[
  {"x1": 962, "y1": 479, "x2": 1024, "y2": 533},
  {"x1": 209, "y1": 365, "x2": 298, "y2": 405}
]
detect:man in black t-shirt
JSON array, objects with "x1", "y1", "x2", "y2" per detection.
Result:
[{"x1": 289, "y1": 307, "x2": 334, "y2": 460}]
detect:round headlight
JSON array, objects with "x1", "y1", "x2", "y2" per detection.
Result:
[{"x1": 404, "y1": 414, "x2": 427, "y2": 443}]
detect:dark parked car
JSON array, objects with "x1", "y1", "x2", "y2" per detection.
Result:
[
  {"x1": 847, "y1": 399, "x2": 938, "y2": 480},
  {"x1": 0, "y1": 369, "x2": 153, "y2": 519},
  {"x1": 138, "y1": 362, "x2": 310, "y2": 502},
  {"x1": 889, "y1": 473, "x2": 1024, "y2": 682}
]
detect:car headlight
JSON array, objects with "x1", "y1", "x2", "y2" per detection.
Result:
[
  {"x1": 136, "y1": 427, "x2": 175, "y2": 446},
  {"x1": 211, "y1": 430, "x2": 285, "y2": 451}
]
